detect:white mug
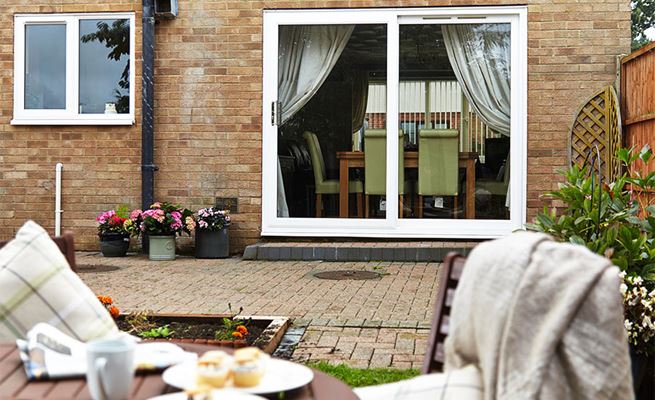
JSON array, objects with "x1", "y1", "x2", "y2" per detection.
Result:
[{"x1": 86, "y1": 338, "x2": 136, "y2": 400}]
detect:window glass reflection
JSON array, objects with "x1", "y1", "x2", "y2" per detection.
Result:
[
  {"x1": 79, "y1": 19, "x2": 130, "y2": 114},
  {"x1": 25, "y1": 24, "x2": 66, "y2": 109}
]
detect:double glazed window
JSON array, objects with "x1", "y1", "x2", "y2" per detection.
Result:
[
  {"x1": 13, "y1": 13, "x2": 135, "y2": 125},
  {"x1": 262, "y1": 7, "x2": 527, "y2": 238}
]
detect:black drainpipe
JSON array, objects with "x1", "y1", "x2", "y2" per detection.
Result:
[{"x1": 141, "y1": 0, "x2": 157, "y2": 211}]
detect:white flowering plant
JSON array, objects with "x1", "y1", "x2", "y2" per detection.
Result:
[
  {"x1": 195, "y1": 207, "x2": 231, "y2": 231},
  {"x1": 621, "y1": 271, "x2": 655, "y2": 355}
]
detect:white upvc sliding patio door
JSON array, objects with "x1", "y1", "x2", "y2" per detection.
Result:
[{"x1": 262, "y1": 6, "x2": 527, "y2": 239}]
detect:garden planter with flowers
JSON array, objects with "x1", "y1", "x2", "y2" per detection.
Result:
[
  {"x1": 137, "y1": 202, "x2": 195, "y2": 261},
  {"x1": 96, "y1": 206, "x2": 138, "y2": 257},
  {"x1": 194, "y1": 207, "x2": 231, "y2": 259}
]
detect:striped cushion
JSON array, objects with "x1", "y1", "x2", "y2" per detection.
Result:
[{"x1": 0, "y1": 221, "x2": 118, "y2": 342}]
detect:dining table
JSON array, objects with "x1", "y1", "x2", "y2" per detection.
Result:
[
  {"x1": 0, "y1": 342, "x2": 359, "y2": 400},
  {"x1": 336, "y1": 151, "x2": 477, "y2": 219}
]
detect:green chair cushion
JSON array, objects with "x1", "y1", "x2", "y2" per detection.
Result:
[
  {"x1": 418, "y1": 129, "x2": 459, "y2": 196},
  {"x1": 419, "y1": 129, "x2": 459, "y2": 139},
  {"x1": 364, "y1": 129, "x2": 409, "y2": 195},
  {"x1": 316, "y1": 179, "x2": 363, "y2": 194}
]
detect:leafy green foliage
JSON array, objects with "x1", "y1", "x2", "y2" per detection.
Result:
[
  {"x1": 138, "y1": 325, "x2": 173, "y2": 339},
  {"x1": 307, "y1": 362, "x2": 420, "y2": 388},
  {"x1": 632, "y1": 0, "x2": 655, "y2": 51},
  {"x1": 213, "y1": 317, "x2": 249, "y2": 340},
  {"x1": 527, "y1": 146, "x2": 655, "y2": 284},
  {"x1": 80, "y1": 19, "x2": 130, "y2": 112}
]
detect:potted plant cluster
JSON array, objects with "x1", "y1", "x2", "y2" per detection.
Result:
[
  {"x1": 96, "y1": 206, "x2": 139, "y2": 257},
  {"x1": 137, "y1": 202, "x2": 195, "y2": 261},
  {"x1": 528, "y1": 146, "x2": 655, "y2": 397},
  {"x1": 194, "y1": 207, "x2": 231, "y2": 258}
]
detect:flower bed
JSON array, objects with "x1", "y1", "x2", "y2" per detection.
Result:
[{"x1": 116, "y1": 313, "x2": 289, "y2": 354}]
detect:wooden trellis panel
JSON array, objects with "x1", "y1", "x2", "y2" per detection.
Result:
[{"x1": 569, "y1": 85, "x2": 622, "y2": 180}]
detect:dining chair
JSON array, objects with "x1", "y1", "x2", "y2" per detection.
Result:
[
  {"x1": 363, "y1": 129, "x2": 414, "y2": 218},
  {"x1": 423, "y1": 252, "x2": 466, "y2": 373},
  {"x1": 0, "y1": 231, "x2": 77, "y2": 272},
  {"x1": 479, "y1": 153, "x2": 510, "y2": 217},
  {"x1": 418, "y1": 129, "x2": 459, "y2": 218},
  {"x1": 303, "y1": 131, "x2": 363, "y2": 218}
]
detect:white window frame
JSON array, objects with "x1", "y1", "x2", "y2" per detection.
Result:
[
  {"x1": 12, "y1": 13, "x2": 136, "y2": 126},
  {"x1": 262, "y1": 6, "x2": 528, "y2": 239}
]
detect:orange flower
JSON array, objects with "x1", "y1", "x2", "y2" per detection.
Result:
[
  {"x1": 236, "y1": 325, "x2": 248, "y2": 335},
  {"x1": 97, "y1": 296, "x2": 113, "y2": 305},
  {"x1": 109, "y1": 306, "x2": 120, "y2": 319},
  {"x1": 231, "y1": 331, "x2": 244, "y2": 339}
]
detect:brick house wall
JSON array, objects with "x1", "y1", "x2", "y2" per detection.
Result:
[{"x1": 0, "y1": 1, "x2": 631, "y2": 252}]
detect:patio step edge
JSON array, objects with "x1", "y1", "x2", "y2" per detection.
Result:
[{"x1": 242, "y1": 243, "x2": 475, "y2": 262}]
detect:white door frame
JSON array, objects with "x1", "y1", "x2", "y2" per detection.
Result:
[{"x1": 262, "y1": 6, "x2": 528, "y2": 239}]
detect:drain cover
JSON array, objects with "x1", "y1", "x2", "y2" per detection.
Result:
[
  {"x1": 313, "y1": 270, "x2": 382, "y2": 280},
  {"x1": 76, "y1": 264, "x2": 120, "y2": 273}
]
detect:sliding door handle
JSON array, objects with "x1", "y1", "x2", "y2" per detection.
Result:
[{"x1": 271, "y1": 101, "x2": 277, "y2": 126}]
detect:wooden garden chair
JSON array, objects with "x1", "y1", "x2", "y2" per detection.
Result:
[
  {"x1": 0, "y1": 231, "x2": 77, "y2": 272},
  {"x1": 422, "y1": 251, "x2": 466, "y2": 374}
]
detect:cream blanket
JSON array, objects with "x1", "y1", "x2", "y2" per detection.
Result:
[{"x1": 444, "y1": 231, "x2": 634, "y2": 400}]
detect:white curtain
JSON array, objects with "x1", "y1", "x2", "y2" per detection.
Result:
[
  {"x1": 276, "y1": 25, "x2": 354, "y2": 217},
  {"x1": 443, "y1": 24, "x2": 512, "y2": 207},
  {"x1": 351, "y1": 69, "x2": 369, "y2": 133},
  {"x1": 442, "y1": 24, "x2": 511, "y2": 137}
]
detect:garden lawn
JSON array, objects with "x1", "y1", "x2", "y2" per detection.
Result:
[{"x1": 308, "y1": 362, "x2": 420, "y2": 388}]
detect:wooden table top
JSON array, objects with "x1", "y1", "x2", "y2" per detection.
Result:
[{"x1": 0, "y1": 342, "x2": 359, "y2": 400}]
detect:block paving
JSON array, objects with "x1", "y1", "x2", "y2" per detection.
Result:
[{"x1": 78, "y1": 253, "x2": 441, "y2": 369}]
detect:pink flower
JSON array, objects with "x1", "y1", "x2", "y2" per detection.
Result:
[
  {"x1": 96, "y1": 210, "x2": 116, "y2": 224},
  {"x1": 199, "y1": 220, "x2": 208, "y2": 228},
  {"x1": 130, "y1": 209, "x2": 142, "y2": 220}
]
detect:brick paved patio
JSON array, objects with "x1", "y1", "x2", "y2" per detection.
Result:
[{"x1": 78, "y1": 253, "x2": 441, "y2": 369}]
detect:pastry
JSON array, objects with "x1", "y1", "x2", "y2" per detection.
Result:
[
  {"x1": 184, "y1": 385, "x2": 213, "y2": 400},
  {"x1": 232, "y1": 347, "x2": 268, "y2": 387},
  {"x1": 196, "y1": 351, "x2": 231, "y2": 388}
]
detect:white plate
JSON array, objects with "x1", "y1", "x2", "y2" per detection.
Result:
[
  {"x1": 149, "y1": 390, "x2": 265, "y2": 400},
  {"x1": 162, "y1": 359, "x2": 314, "y2": 395}
]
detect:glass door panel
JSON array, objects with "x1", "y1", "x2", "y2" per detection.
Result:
[
  {"x1": 276, "y1": 24, "x2": 387, "y2": 219},
  {"x1": 397, "y1": 23, "x2": 511, "y2": 221}
]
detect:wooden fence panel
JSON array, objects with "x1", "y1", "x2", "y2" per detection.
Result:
[{"x1": 621, "y1": 42, "x2": 655, "y2": 174}]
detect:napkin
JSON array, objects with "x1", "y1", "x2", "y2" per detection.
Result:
[{"x1": 17, "y1": 323, "x2": 197, "y2": 380}]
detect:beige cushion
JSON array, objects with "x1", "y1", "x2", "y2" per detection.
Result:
[
  {"x1": 0, "y1": 221, "x2": 118, "y2": 342},
  {"x1": 354, "y1": 364, "x2": 483, "y2": 400}
]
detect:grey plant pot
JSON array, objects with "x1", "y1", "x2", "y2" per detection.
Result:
[
  {"x1": 99, "y1": 233, "x2": 130, "y2": 257},
  {"x1": 149, "y1": 235, "x2": 176, "y2": 261},
  {"x1": 195, "y1": 228, "x2": 229, "y2": 259}
]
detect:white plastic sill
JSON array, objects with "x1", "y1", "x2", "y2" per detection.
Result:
[{"x1": 11, "y1": 118, "x2": 135, "y2": 126}]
